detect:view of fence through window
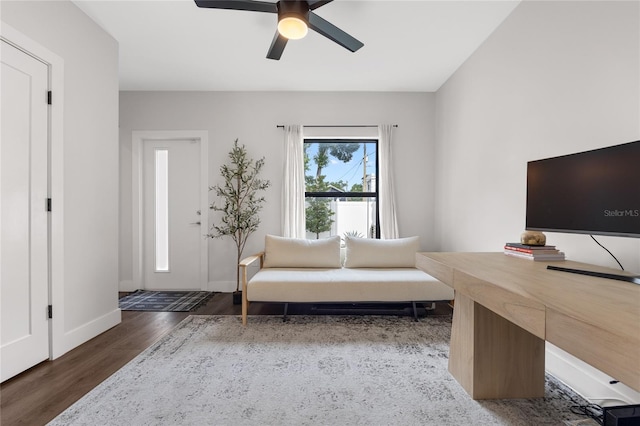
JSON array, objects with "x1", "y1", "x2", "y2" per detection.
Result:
[{"x1": 304, "y1": 139, "x2": 379, "y2": 240}]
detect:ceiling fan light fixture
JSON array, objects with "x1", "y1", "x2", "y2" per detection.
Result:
[
  {"x1": 277, "y1": 16, "x2": 308, "y2": 40},
  {"x1": 194, "y1": 0, "x2": 364, "y2": 60}
]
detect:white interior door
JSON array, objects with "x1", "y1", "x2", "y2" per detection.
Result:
[
  {"x1": 1, "y1": 40, "x2": 50, "y2": 382},
  {"x1": 142, "y1": 139, "x2": 202, "y2": 290}
]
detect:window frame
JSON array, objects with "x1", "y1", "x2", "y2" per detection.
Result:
[{"x1": 303, "y1": 138, "x2": 380, "y2": 239}]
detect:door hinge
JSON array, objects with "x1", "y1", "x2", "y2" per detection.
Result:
[
  {"x1": 48, "y1": 305, "x2": 53, "y2": 319},
  {"x1": 47, "y1": 91, "x2": 52, "y2": 105},
  {"x1": 46, "y1": 198, "x2": 52, "y2": 212}
]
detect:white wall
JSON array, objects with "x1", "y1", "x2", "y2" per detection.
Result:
[
  {"x1": 435, "y1": 0, "x2": 639, "y2": 404},
  {"x1": 435, "y1": 0, "x2": 639, "y2": 270},
  {"x1": 1, "y1": 1, "x2": 120, "y2": 357},
  {"x1": 119, "y1": 92, "x2": 436, "y2": 291}
]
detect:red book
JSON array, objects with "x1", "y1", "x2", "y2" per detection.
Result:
[
  {"x1": 505, "y1": 243, "x2": 557, "y2": 250},
  {"x1": 504, "y1": 245, "x2": 560, "y2": 255}
]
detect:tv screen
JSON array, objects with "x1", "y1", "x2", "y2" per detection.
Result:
[{"x1": 526, "y1": 140, "x2": 640, "y2": 238}]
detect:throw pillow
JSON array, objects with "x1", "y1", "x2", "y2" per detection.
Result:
[
  {"x1": 263, "y1": 235, "x2": 342, "y2": 268},
  {"x1": 344, "y1": 236, "x2": 419, "y2": 268}
]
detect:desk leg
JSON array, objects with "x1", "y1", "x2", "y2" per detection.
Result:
[{"x1": 449, "y1": 292, "x2": 545, "y2": 399}]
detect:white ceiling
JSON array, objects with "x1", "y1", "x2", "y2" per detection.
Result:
[{"x1": 73, "y1": 0, "x2": 521, "y2": 92}]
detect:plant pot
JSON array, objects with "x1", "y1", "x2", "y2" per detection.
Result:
[{"x1": 232, "y1": 291, "x2": 242, "y2": 305}]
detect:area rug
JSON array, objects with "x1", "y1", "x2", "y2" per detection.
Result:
[
  {"x1": 118, "y1": 290, "x2": 214, "y2": 312},
  {"x1": 48, "y1": 315, "x2": 596, "y2": 426}
]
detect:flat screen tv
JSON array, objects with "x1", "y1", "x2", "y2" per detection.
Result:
[{"x1": 526, "y1": 140, "x2": 640, "y2": 238}]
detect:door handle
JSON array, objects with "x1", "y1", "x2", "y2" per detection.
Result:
[{"x1": 190, "y1": 222, "x2": 201, "y2": 225}]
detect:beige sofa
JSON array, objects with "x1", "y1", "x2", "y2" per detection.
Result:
[{"x1": 239, "y1": 235, "x2": 454, "y2": 325}]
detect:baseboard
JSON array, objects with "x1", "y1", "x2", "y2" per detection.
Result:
[
  {"x1": 121, "y1": 281, "x2": 236, "y2": 292},
  {"x1": 119, "y1": 280, "x2": 136, "y2": 292},
  {"x1": 51, "y1": 308, "x2": 122, "y2": 359},
  {"x1": 546, "y1": 343, "x2": 640, "y2": 406},
  {"x1": 207, "y1": 280, "x2": 236, "y2": 292}
]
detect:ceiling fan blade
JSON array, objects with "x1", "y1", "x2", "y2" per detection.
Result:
[
  {"x1": 308, "y1": 0, "x2": 333, "y2": 10},
  {"x1": 194, "y1": 0, "x2": 277, "y2": 13},
  {"x1": 308, "y1": 12, "x2": 364, "y2": 52},
  {"x1": 266, "y1": 31, "x2": 288, "y2": 60}
]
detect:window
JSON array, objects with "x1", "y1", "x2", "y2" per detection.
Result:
[
  {"x1": 304, "y1": 139, "x2": 379, "y2": 240},
  {"x1": 155, "y1": 149, "x2": 169, "y2": 271}
]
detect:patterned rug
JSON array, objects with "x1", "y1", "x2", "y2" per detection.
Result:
[
  {"x1": 118, "y1": 290, "x2": 214, "y2": 312},
  {"x1": 48, "y1": 315, "x2": 597, "y2": 425}
]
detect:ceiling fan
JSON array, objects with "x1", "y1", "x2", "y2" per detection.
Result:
[{"x1": 194, "y1": 0, "x2": 364, "y2": 60}]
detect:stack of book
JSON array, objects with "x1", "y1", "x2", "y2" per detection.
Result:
[{"x1": 504, "y1": 243, "x2": 565, "y2": 261}]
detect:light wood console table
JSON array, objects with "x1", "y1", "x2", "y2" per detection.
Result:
[{"x1": 416, "y1": 252, "x2": 640, "y2": 400}]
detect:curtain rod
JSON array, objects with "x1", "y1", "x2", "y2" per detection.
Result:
[{"x1": 276, "y1": 124, "x2": 398, "y2": 129}]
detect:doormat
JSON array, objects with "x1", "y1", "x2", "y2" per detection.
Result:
[{"x1": 118, "y1": 290, "x2": 214, "y2": 312}]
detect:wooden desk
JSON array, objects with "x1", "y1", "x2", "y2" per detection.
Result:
[{"x1": 416, "y1": 252, "x2": 640, "y2": 399}]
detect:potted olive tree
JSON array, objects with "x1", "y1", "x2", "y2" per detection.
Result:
[{"x1": 208, "y1": 139, "x2": 270, "y2": 304}]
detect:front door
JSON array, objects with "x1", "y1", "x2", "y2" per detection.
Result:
[
  {"x1": 0, "y1": 40, "x2": 50, "y2": 382},
  {"x1": 142, "y1": 139, "x2": 202, "y2": 290}
]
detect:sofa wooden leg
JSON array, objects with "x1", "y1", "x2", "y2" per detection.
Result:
[
  {"x1": 242, "y1": 295, "x2": 248, "y2": 326},
  {"x1": 412, "y1": 302, "x2": 419, "y2": 322},
  {"x1": 283, "y1": 303, "x2": 289, "y2": 322},
  {"x1": 241, "y1": 262, "x2": 250, "y2": 326}
]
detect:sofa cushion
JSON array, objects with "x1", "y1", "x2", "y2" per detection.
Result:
[
  {"x1": 344, "y1": 236, "x2": 419, "y2": 268},
  {"x1": 247, "y1": 267, "x2": 454, "y2": 303},
  {"x1": 263, "y1": 235, "x2": 341, "y2": 268}
]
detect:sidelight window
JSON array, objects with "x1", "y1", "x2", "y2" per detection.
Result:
[{"x1": 155, "y1": 149, "x2": 169, "y2": 271}]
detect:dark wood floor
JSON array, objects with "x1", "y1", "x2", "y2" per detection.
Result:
[{"x1": 0, "y1": 293, "x2": 451, "y2": 426}]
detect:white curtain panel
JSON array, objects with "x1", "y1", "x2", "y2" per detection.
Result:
[
  {"x1": 282, "y1": 125, "x2": 306, "y2": 238},
  {"x1": 378, "y1": 124, "x2": 399, "y2": 239}
]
